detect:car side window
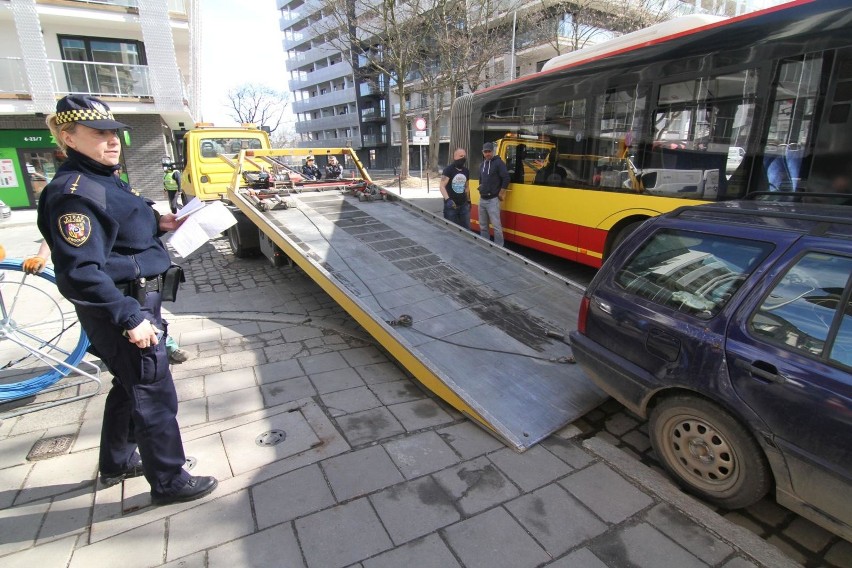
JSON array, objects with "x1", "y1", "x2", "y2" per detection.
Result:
[
  {"x1": 750, "y1": 252, "x2": 852, "y2": 365},
  {"x1": 615, "y1": 229, "x2": 771, "y2": 319}
]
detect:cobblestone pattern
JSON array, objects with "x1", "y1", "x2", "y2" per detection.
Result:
[{"x1": 574, "y1": 401, "x2": 851, "y2": 568}]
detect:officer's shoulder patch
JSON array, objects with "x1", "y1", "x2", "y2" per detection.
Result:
[{"x1": 58, "y1": 213, "x2": 92, "y2": 247}]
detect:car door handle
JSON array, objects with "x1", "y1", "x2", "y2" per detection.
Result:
[{"x1": 734, "y1": 359, "x2": 788, "y2": 384}]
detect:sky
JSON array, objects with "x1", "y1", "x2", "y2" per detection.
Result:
[{"x1": 199, "y1": 0, "x2": 292, "y2": 127}]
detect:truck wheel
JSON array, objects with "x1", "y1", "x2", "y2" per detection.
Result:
[
  {"x1": 227, "y1": 213, "x2": 260, "y2": 258},
  {"x1": 649, "y1": 396, "x2": 771, "y2": 509}
]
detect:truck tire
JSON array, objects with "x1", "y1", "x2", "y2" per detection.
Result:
[{"x1": 228, "y1": 212, "x2": 261, "y2": 258}]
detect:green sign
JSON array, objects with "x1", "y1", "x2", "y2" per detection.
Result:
[{"x1": 0, "y1": 129, "x2": 56, "y2": 148}]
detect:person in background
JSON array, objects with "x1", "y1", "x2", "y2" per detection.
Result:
[
  {"x1": 440, "y1": 148, "x2": 470, "y2": 229},
  {"x1": 325, "y1": 155, "x2": 343, "y2": 180},
  {"x1": 301, "y1": 155, "x2": 322, "y2": 180},
  {"x1": 23, "y1": 239, "x2": 191, "y2": 364},
  {"x1": 478, "y1": 142, "x2": 510, "y2": 246},
  {"x1": 22, "y1": 240, "x2": 51, "y2": 275},
  {"x1": 38, "y1": 94, "x2": 217, "y2": 505},
  {"x1": 163, "y1": 162, "x2": 182, "y2": 214}
]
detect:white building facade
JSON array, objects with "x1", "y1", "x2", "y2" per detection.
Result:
[{"x1": 0, "y1": 0, "x2": 199, "y2": 204}]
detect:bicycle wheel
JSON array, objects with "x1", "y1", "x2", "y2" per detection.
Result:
[{"x1": 0, "y1": 259, "x2": 98, "y2": 415}]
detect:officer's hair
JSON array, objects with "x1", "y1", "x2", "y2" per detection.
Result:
[{"x1": 45, "y1": 114, "x2": 77, "y2": 152}]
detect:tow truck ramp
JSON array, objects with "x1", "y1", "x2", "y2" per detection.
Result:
[{"x1": 227, "y1": 166, "x2": 605, "y2": 451}]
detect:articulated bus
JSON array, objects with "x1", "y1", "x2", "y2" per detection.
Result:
[{"x1": 450, "y1": 0, "x2": 852, "y2": 268}]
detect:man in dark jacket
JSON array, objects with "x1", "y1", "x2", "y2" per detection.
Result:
[{"x1": 478, "y1": 141, "x2": 510, "y2": 246}]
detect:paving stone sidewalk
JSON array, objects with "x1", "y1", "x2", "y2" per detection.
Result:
[{"x1": 0, "y1": 223, "x2": 804, "y2": 568}]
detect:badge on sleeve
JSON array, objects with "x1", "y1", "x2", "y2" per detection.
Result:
[{"x1": 58, "y1": 213, "x2": 92, "y2": 247}]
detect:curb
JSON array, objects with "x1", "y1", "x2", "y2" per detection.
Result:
[{"x1": 583, "y1": 436, "x2": 802, "y2": 568}]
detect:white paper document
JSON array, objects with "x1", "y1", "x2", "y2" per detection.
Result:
[
  {"x1": 175, "y1": 197, "x2": 207, "y2": 220},
  {"x1": 168, "y1": 200, "x2": 237, "y2": 258}
]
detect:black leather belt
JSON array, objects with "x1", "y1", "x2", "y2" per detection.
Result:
[{"x1": 116, "y1": 275, "x2": 162, "y2": 296}]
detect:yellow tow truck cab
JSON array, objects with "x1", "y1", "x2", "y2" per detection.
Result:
[{"x1": 180, "y1": 123, "x2": 271, "y2": 201}]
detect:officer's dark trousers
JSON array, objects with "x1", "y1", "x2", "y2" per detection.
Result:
[{"x1": 77, "y1": 291, "x2": 190, "y2": 495}]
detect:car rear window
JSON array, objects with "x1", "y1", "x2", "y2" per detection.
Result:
[{"x1": 615, "y1": 229, "x2": 772, "y2": 319}]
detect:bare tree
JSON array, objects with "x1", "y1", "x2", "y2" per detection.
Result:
[
  {"x1": 515, "y1": 0, "x2": 675, "y2": 58},
  {"x1": 416, "y1": 0, "x2": 525, "y2": 170},
  {"x1": 320, "y1": 0, "x2": 432, "y2": 179},
  {"x1": 270, "y1": 122, "x2": 299, "y2": 148},
  {"x1": 226, "y1": 83, "x2": 290, "y2": 134}
]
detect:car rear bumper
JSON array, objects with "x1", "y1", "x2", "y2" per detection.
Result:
[{"x1": 569, "y1": 330, "x2": 656, "y2": 417}]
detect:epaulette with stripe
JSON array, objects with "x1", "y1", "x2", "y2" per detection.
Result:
[{"x1": 51, "y1": 170, "x2": 108, "y2": 209}]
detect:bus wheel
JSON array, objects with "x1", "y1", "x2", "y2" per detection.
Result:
[{"x1": 607, "y1": 221, "x2": 643, "y2": 258}]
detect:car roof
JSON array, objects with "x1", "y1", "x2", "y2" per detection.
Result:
[{"x1": 667, "y1": 201, "x2": 852, "y2": 240}]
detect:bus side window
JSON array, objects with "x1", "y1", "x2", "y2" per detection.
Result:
[{"x1": 758, "y1": 55, "x2": 824, "y2": 194}]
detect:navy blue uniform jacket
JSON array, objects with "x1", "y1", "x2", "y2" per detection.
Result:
[{"x1": 37, "y1": 153, "x2": 172, "y2": 331}]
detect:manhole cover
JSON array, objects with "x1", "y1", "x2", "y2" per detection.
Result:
[
  {"x1": 185, "y1": 456, "x2": 197, "y2": 470},
  {"x1": 27, "y1": 435, "x2": 75, "y2": 461},
  {"x1": 256, "y1": 429, "x2": 287, "y2": 447}
]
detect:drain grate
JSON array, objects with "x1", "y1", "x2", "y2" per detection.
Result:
[
  {"x1": 27, "y1": 434, "x2": 75, "y2": 461},
  {"x1": 256, "y1": 429, "x2": 287, "y2": 447}
]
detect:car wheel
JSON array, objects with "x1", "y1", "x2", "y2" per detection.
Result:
[{"x1": 649, "y1": 396, "x2": 771, "y2": 509}]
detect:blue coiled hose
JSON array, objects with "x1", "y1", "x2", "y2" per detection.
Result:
[{"x1": 0, "y1": 259, "x2": 90, "y2": 402}]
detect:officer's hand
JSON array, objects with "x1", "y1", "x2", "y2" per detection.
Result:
[
  {"x1": 23, "y1": 256, "x2": 47, "y2": 274},
  {"x1": 126, "y1": 320, "x2": 161, "y2": 349},
  {"x1": 158, "y1": 213, "x2": 185, "y2": 232}
]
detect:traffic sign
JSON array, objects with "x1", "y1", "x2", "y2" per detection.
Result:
[
  {"x1": 412, "y1": 136, "x2": 429, "y2": 145},
  {"x1": 414, "y1": 117, "x2": 427, "y2": 131}
]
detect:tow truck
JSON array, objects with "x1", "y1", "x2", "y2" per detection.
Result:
[{"x1": 179, "y1": 126, "x2": 606, "y2": 451}]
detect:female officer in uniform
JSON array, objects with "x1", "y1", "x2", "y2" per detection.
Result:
[{"x1": 38, "y1": 95, "x2": 217, "y2": 506}]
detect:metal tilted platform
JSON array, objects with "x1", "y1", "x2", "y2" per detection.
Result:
[{"x1": 229, "y1": 182, "x2": 606, "y2": 451}]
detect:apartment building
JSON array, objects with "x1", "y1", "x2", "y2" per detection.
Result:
[
  {"x1": 0, "y1": 0, "x2": 199, "y2": 207},
  {"x1": 279, "y1": 1, "x2": 363, "y2": 155}
]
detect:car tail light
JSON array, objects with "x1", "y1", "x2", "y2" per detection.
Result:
[{"x1": 577, "y1": 296, "x2": 590, "y2": 335}]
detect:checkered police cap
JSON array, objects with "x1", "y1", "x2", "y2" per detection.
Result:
[{"x1": 54, "y1": 95, "x2": 130, "y2": 130}]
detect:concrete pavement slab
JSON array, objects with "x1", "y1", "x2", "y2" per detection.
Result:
[
  {"x1": 322, "y1": 445, "x2": 404, "y2": 501},
  {"x1": 488, "y1": 445, "x2": 574, "y2": 492},
  {"x1": 362, "y1": 533, "x2": 461, "y2": 568},
  {"x1": 295, "y1": 497, "x2": 392, "y2": 568},
  {"x1": 383, "y1": 430, "x2": 460, "y2": 479},
  {"x1": 369, "y1": 476, "x2": 460, "y2": 545},
  {"x1": 252, "y1": 464, "x2": 335, "y2": 530},
  {"x1": 559, "y1": 461, "x2": 655, "y2": 524},
  {"x1": 207, "y1": 524, "x2": 305, "y2": 568},
  {"x1": 432, "y1": 456, "x2": 520, "y2": 516},
  {"x1": 505, "y1": 483, "x2": 608, "y2": 557},
  {"x1": 166, "y1": 490, "x2": 254, "y2": 561},
  {"x1": 443, "y1": 506, "x2": 550, "y2": 568}
]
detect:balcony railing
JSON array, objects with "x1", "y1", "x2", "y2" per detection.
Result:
[
  {"x1": 362, "y1": 134, "x2": 387, "y2": 146},
  {"x1": 359, "y1": 82, "x2": 385, "y2": 97},
  {"x1": 0, "y1": 58, "x2": 28, "y2": 94},
  {"x1": 360, "y1": 107, "x2": 386, "y2": 121},
  {"x1": 292, "y1": 86, "x2": 356, "y2": 114},
  {"x1": 49, "y1": 59, "x2": 152, "y2": 98}
]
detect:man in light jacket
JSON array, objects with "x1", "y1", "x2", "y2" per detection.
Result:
[{"x1": 478, "y1": 142, "x2": 509, "y2": 246}]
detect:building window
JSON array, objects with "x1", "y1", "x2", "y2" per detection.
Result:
[{"x1": 58, "y1": 35, "x2": 147, "y2": 96}]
